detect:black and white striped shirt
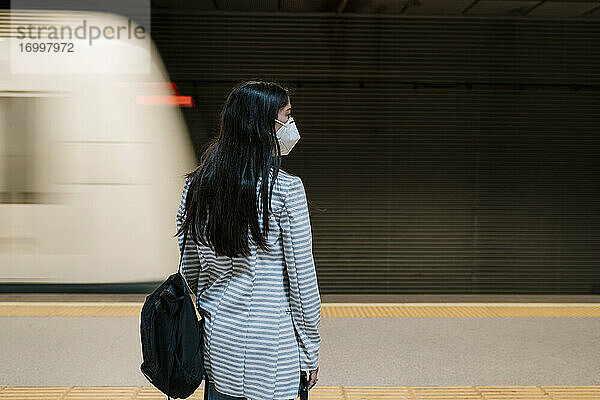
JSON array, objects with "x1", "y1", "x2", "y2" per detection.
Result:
[{"x1": 176, "y1": 168, "x2": 321, "y2": 400}]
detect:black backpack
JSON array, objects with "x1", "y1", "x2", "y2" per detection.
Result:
[{"x1": 140, "y1": 230, "x2": 206, "y2": 399}]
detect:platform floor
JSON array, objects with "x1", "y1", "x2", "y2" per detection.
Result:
[
  {"x1": 1, "y1": 385, "x2": 600, "y2": 399},
  {"x1": 1, "y1": 295, "x2": 599, "y2": 399}
]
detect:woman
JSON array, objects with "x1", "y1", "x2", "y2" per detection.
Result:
[{"x1": 175, "y1": 80, "x2": 321, "y2": 400}]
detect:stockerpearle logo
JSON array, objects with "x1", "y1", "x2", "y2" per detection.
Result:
[
  {"x1": 16, "y1": 19, "x2": 147, "y2": 45},
  {"x1": 10, "y1": 9, "x2": 151, "y2": 74}
]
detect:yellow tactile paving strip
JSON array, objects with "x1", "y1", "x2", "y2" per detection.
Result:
[
  {"x1": 1, "y1": 386, "x2": 600, "y2": 399},
  {"x1": 0, "y1": 302, "x2": 599, "y2": 317}
]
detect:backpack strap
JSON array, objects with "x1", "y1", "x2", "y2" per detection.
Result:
[
  {"x1": 177, "y1": 227, "x2": 188, "y2": 274},
  {"x1": 177, "y1": 228, "x2": 201, "y2": 318}
]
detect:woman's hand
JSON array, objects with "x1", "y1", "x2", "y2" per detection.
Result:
[{"x1": 307, "y1": 366, "x2": 319, "y2": 390}]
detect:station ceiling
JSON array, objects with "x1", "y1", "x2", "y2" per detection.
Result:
[{"x1": 151, "y1": 0, "x2": 600, "y2": 19}]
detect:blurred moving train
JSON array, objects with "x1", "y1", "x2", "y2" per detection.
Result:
[{"x1": 0, "y1": 9, "x2": 196, "y2": 292}]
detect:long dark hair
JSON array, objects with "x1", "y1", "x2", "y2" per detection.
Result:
[{"x1": 174, "y1": 80, "x2": 292, "y2": 258}]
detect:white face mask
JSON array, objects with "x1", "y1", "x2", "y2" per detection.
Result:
[{"x1": 274, "y1": 116, "x2": 300, "y2": 156}]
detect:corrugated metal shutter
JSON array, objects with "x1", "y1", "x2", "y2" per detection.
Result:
[{"x1": 154, "y1": 12, "x2": 600, "y2": 294}]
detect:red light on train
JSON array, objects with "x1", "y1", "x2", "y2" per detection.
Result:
[
  {"x1": 168, "y1": 82, "x2": 180, "y2": 95},
  {"x1": 136, "y1": 95, "x2": 194, "y2": 107},
  {"x1": 113, "y1": 81, "x2": 193, "y2": 106}
]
